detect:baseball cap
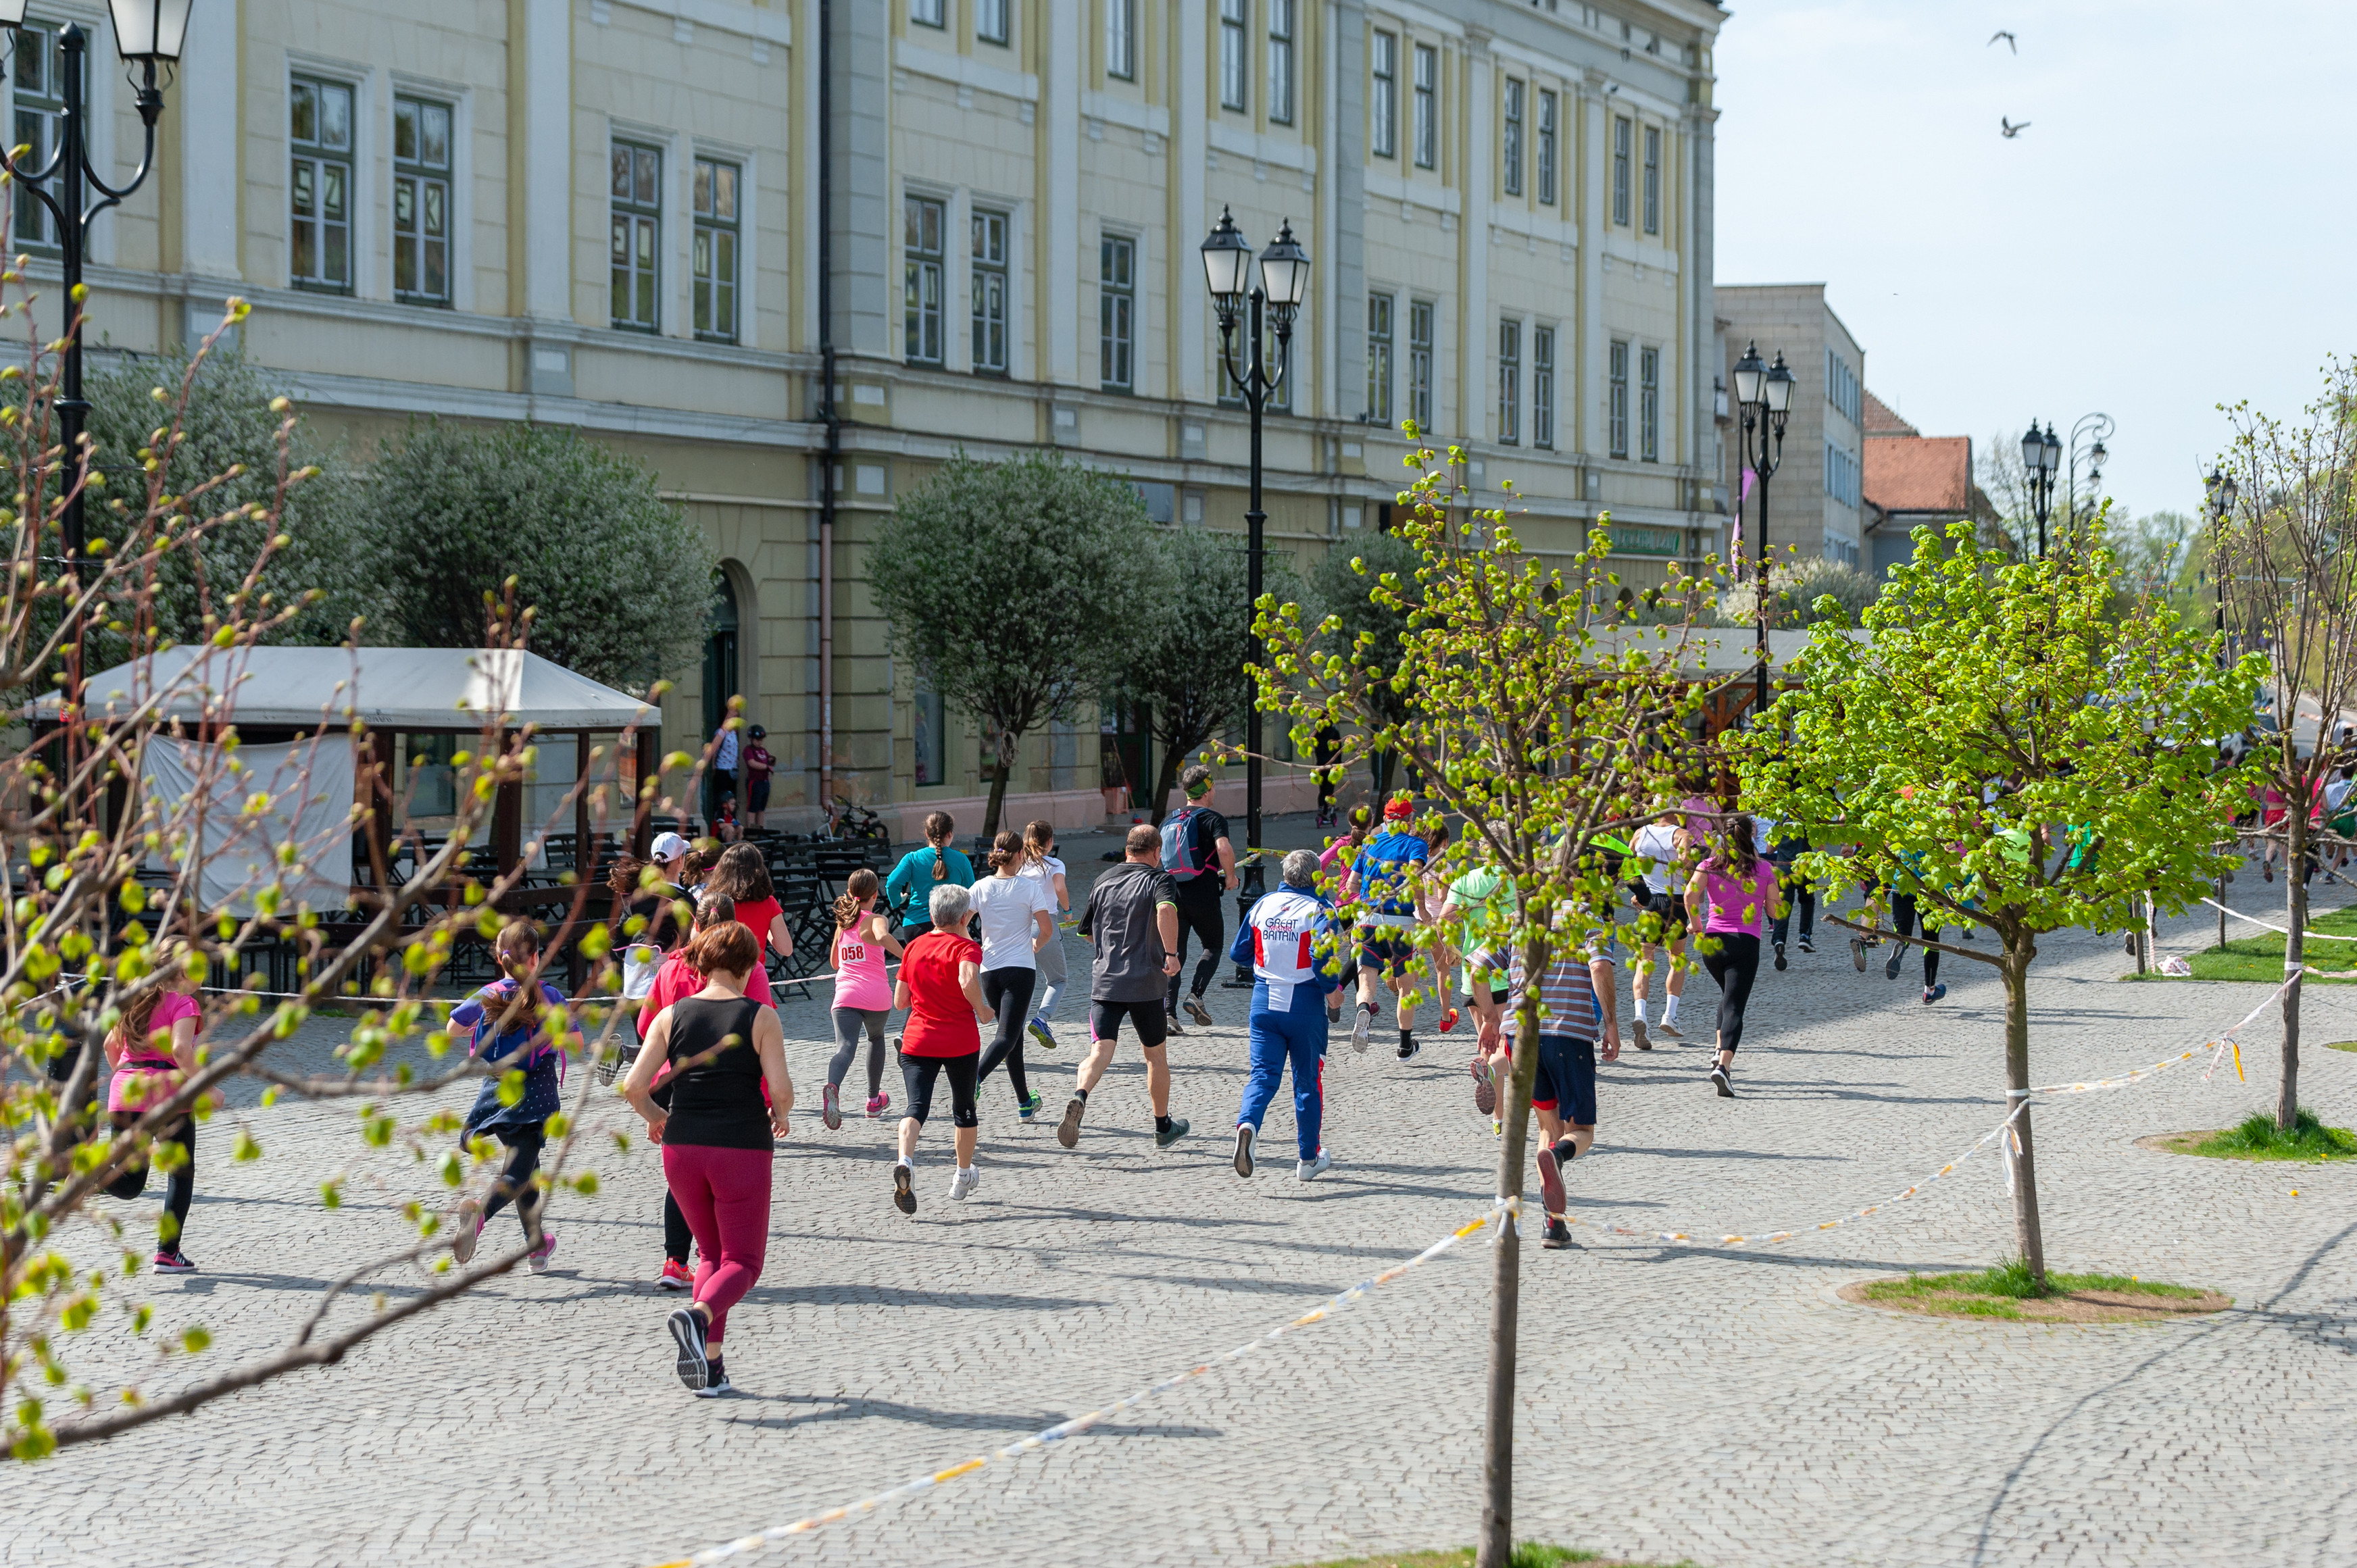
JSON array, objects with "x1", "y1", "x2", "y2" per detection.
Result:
[
  {"x1": 1383, "y1": 796, "x2": 1415, "y2": 821},
  {"x1": 649, "y1": 831, "x2": 692, "y2": 861}
]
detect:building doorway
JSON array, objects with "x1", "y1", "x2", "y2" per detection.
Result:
[{"x1": 703, "y1": 573, "x2": 739, "y2": 823}]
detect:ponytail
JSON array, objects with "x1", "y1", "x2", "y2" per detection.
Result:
[
  {"x1": 987, "y1": 829, "x2": 1024, "y2": 873},
  {"x1": 1024, "y1": 818, "x2": 1054, "y2": 868},
  {"x1": 834, "y1": 867, "x2": 880, "y2": 930},
  {"x1": 924, "y1": 811, "x2": 955, "y2": 880}
]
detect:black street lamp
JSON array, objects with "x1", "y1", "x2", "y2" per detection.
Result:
[
  {"x1": 1731, "y1": 340, "x2": 1792, "y2": 726},
  {"x1": 2021, "y1": 418, "x2": 2061, "y2": 557},
  {"x1": 2205, "y1": 465, "x2": 2237, "y2": 661},
  {"x1": 1201, "y1": 205, "x2": 1307, "y2": 886},
  {"x1": 0, "y1": 2, "x2": 185, "y2": 582}
]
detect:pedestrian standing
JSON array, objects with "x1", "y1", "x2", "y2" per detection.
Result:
[
  {"x1": 1160, "y1": 764, "x2": 1239, "y2": 1032},
  {"x1": 450, "y1": 921, "x2": 578, "y2": 1272},
  {"x1": 97, "y1": 941, "x2": 209, "y2": 1272},
  {"x1": 1228, "y1": 850, "x2": 1342, "y2": 1181},
  {"x1": 707, "y1": 717, "x2": 741, "y2": 835},
  {"x1": 822, "y1": 867, "x2": 901, "y2": 1128},
  {"x1": 1059, "y1": 822, "x2": 1191, "y2": 1150},
  {"x1": 890, "y1": 882, "x2": 995, "y2": 1212},
  {"x1": 971, "y1": 830, "x2": 1056, "y2": 1120},
  {"x1": 743, "y1": 726, "x2": 776, "y2": 832},
  {"x1": 1020, "y1": 819, "x2": 1071, "y2": 1050},
  {"x1": 885, "y1": 811, "x2": 976, "y2": 937},
  {"x1": 1684, "y1": 816, "x2": 1778, "y2": 1098},
  {"x1": 620, "y1": 919, "x2": 793, "y2": 1396}
]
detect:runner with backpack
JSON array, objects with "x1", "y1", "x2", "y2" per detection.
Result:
[
  {"x1": 1160, "y1": 765, "x2": 1239, "y2": 1032},
  {"x1": 449, "y1": 921, "x2": 579, "y2": 1272}
]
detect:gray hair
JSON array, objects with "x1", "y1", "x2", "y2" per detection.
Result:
[
  {"x1": 1181, "y1": 763, "x2": 1214, "y2": 792},
  {"x1": 1281, "y1": 849, "x2": 1320, "y2": 888},
  {"x1": 928, "y1": 882, "x2": 972, "y2": 929}
]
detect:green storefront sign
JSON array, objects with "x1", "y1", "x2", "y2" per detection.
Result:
[{"x1": 1608, "y1": 525, "x2": 1685, "y2": 557}]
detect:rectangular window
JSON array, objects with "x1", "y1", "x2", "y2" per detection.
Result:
[
  {"x1": 1608, "y1": 339, "x2": 1629, "y2": 459},
  {"x1": 1366, "y1": 293, "x2": 1393, "y2": 428},
  {"x1": 1099, "y1": 233, "x2": 1135, "y2": 391},
  {"x1": 913, "y1": 687, "x2": 946, "y2": 787},
  {"x1": 609, "y1": 139, "x2": 661, "y2": 330},
  {"x1": 1220, "y1": 0, "x2": 1247, "y2": 112},
  {"x1": 970, "y1": 208, "x2": 1009, "y2": 376},
  {"x1": 1533, "y1": 326, "x2": 1555, "y2": 450},
  {"x1": 1639, "y1": 345, "x2": 1660, "y2": 463},
  {"x1": 911, "y1": 0, "x2": 945, "y2": 26},
  {"x1": 1408, "y1": 299, "x2": 1434, "y2": 432},
  {"x1": 1643, "y1": 124, "x2": 1661, "y2": 234},
  {"x1": 1268, "y1": 0, "x2": 1295, "y2": 125},
  {"x1": 1413, "y1": 45, "x2": 1437, "y2": 169},
  {"x1": 692, "y1": 155, "x2": 741, "y2": 343},
  {"x1": 11, "y1": 24, "x2": 69, "y2": 253},
  {"x1": 291, "y1": 76, "x2": 355, "y2": 293},
  {"x1": 903, "y1": 194, "x2": 945, "y2": 365},
  {"x1": 1501, "y1": 78, "x2": 1524, "y2": 199},
  {"x1": 978, "y1": 0, "x2": 1008, "y2": 45},
  {"x1": 1266, "y1": 322, "x2": 1293, "y2": 412},
  {"x1": 1612, "y1": 115, "x2": 1631, "y2": 226},
  {"x1": 1370, "y1": 32, "x2": 1397, "y2": 158},
  {"x1": 392, "y1": 96, "x2": 453, "y2": 306},
  {"x1": 1107, "y1": 0, "x2": 1135, "y2": 78},
  {"x1": 1537, "y1": 88, "x2": 1558, "y2": 206},
  {"x1": 1497, "y1": 320, "x2": 1521, "y2": 445}
]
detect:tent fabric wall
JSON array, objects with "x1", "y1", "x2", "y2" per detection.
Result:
[{"x1": 140, "y1": 736, "x2": 355, "y2": 917}]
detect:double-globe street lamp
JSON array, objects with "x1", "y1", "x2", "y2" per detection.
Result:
[
  {"x1": 2021, "y1": 419, "x2": 2062, "y2": 557},
  {"x1": 1730, "y1": 340, "x2": 1793, "y2": 726},
  {"x1": 1199, "y1": 205, "x2": 1308, "y2": 891},
  {"x1": 2204, "y1": 465, "x2": 2237, "y2": 661}
]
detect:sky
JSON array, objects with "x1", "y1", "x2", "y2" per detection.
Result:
[{"x1": 1712, "y1": 0, "x2": 2357, "y2": 520}]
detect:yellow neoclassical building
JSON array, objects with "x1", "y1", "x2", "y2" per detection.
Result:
[{"x1": 45, "y1": 0, "x2": 1725, "y2": 831}]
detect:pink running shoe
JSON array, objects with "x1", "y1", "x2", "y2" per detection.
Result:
[
  {"x1": 527, "y1": 1231, "x2": 558, "y2": 1273},
  {"x1": 864, "y1": 1093, "x2": 891, "y2": 1119}
]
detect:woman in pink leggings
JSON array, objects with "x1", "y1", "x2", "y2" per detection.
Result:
[{"x1": 620, "y1": 920, "x2": 793, "y2": 1397}]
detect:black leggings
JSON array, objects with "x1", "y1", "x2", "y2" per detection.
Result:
[
  {"x1": 1166, "y1": 890, "x2": 1224, "y2": 1010},
  {"x1": 976, "y1": 967, "x2": 1037, "y2": 1105},
  {"x1": 1701, "y1": 932, "x2": 1761, "y2": 1055},
  {"x1": 479, "y1": 1123, "x2": 545, "y2": 1228},
  {"x1": 901, "y1": 1050, "x2": 981, "y2": 1128},
  {"x1": 101, "y1": 1115, "x2": 195, "y2": 1249},
  {"x1": 828, "y1": 1006, "x2": 891, "y2": 1097},
  {"x1": 664, "y1": 1190, "x2": 692, "y2": 1265},
  {"x1": 1891, "y1": 894, "x2": 1940, "y2": 987},
  {"x1": 1770, "y1": 870, "x2": 1816, "y2": 944}
]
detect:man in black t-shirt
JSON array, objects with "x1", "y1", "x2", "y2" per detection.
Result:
[
  {"x1": 1162, "y1": 764, "x2": 1239, "y2": 1030},
  {"x1": 1058, "y1": 821, "x2": 1190, "y2": 1150}
]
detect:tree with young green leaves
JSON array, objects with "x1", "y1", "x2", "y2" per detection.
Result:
[
  {"x1": 868, "y1": 451, "x2": 1156, "y2": 835},
  {"x1": 1727, "y1": 522, "x2": 2260, "y2": 1286},
  {"x1": 1305, "y1": 526, "x2": 1419, "y2": 796},
  {"x1": 1256, "y1": 449, "x2": 1712, "y2": 1568}
]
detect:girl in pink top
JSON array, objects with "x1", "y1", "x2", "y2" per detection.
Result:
[
  {"x1": 99, "y1": 945, "x2": 212, "y2": 1273},
  {"x1": 822, "y1": 867, "x2": 903, "y2": 1128},
  {"x1": 1683, "y1": 813, "x2": 1779, "y2": 1099}
]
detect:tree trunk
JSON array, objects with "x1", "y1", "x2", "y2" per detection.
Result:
[
  {"x1": 2000, "y1": 936, "x2": 2048, "y2": 1288},
  {"x1": 1147, "y1": 741, "x2": 1183, "y2": 828},
  {"x1": 2282, "y1": 807, "x2": 2305, "y2": 1131},
  {"x1": 1477, "y1": 934, "x2": 1550, "y2": 1568},
  {"x1": 981, "y1": 731, "x2": 1017, "y2": 839}
]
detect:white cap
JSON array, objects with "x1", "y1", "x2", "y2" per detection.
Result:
[{"x1": 649, "y1": 831, "x2": 692, "y2": 862}]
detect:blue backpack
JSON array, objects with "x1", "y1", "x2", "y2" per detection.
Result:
[{"x1": 1161, "y1": 805, "x2": 1213, "y2": 881}]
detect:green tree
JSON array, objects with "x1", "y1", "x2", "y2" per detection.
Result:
[
  {"x1": 868, "y1": 451, "x2": 1155, "y2": 835},
  {"x1": 1728, "y1": 523, "x2": 2259, "y2": 1286},
  {"x1": 361, "y1": 420, "x2": 715, "y2": 689},
  {"x1": 1305, "y1": 526, "x2": 1418, "y2": 796},
  {"x1": 1258, "y1": 453, "x2": 1710, "y2": 1568}
]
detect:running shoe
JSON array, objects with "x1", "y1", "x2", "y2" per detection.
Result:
[
  {"x1": 1028, "y1": 1018, "x2": 1056, "y2": 1051},
  {"x1": 527, "y1": 1231, "x2": 557, "y2": 1273},
  {"x1": 152, "y1": 1250, "x2": 197, "y2": 1274},
  {"x1": 1923, "y1": 983, "x2": 1947, "y2": 1005},
  {"x1": 1396, "y1": 1034, "x2": 1420, "y2": 1061},
  {"x1": 1349, "y1": 1006, "x2": 1374, "y2": 1054},
  {"x1": 667, "y1": 1305, "x2": 710, "y2": 1392},
  {"x1": 1017, "y1": 1092, "x2": 1044, "y2": 1121},
  {"x1": 822, "y1": 1082, "x2": 843, "y2": 1132},
  {"x1": 1632, "y1": 1018, "x2": 1651, "y2": 1051},
  {"x1": 948, "y1": 1167, "x2": 981, "y2": 1201},
  {"x1": 1535, "y1": 1141, "x2": 1568, "y2": 1220},
  {"x1": 2123, "y1": 930, "x2": 2138, "y2": 955},
  {"x1": 1797, "y1": 937, "x2": 1816, "y2": 954},
  {"x1": 1850, "y1": 936, "x2": 1869, "y2": 971},
  {"x1": 657, "y1": 1259, "x2": 693, "y2": 1291},
  {"x1": 1155, "y1": 1116, "x2": 1191, "y2": 1148},
  {"x1": 1472, "y1": 1057, "x2": 1498, "y2": 1117},
  {"x1": 1710, "y1": 1064, "x2": 1734, "y2": 1098},
  {"x1": 1439, "y1": 1006, "x2": 1461, "y2": 1034},
  {"x1": 1327, "y1": 998, "x2": 1343, "y2": 1023},
  {"x1": 1164, "y1": 1011, "x2": 1187, "y2": 1037},
  {"x1": 1541, "y1": 1218, "x2": 1577, "y2": 1251},
  {"x1": 1773, "y1": 940, "x2": 1787, "y2": 971},
  {"x1": 893, "y1": 1162, "x2": 917, "y2": 1215},
  {"x1": 1233, "y1": 1122, "x2": 1257, "y2": 1178},
  {"x1": 1056, "y1": 1096, "x2": 1087, "y2": 1149},
  {"x1": 1884, "y1": 946, "x2": 1905, "y2": 982},
  {"x1": 1297, "y1": 1149, "x2": 1333, "y2": 1182},
  {"x1": 693, "y1": 1370, "x2": 733, "y2": 1399},
  {"x1": 2264, "y1": 861, "x2": 2275, "y2": 882},
  {"x1": 1185, "y1": 996, "x2": 1214, "y2": 1028},
  {"x1": 451, "y1": 1198, "x2": 482, "y2": 1264},
  {"x1": 865, "y1": 1093, "x2": 891, "y2": 1119},
  {"x1": 1654, "y1": 1017, "x2": 1683, "y2": 1040}
]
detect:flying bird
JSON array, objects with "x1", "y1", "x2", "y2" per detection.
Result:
[
  {"x1": 1988, "y1": 30, "x2": 2016, "y2": 51},
  {"x1": 2001, "y1": 116, "x2": 2031, "y2": 138}
]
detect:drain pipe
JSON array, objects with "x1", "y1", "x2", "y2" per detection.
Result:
[{"x1": 816, "y1": 0, "x2": 837, "y2": 824}]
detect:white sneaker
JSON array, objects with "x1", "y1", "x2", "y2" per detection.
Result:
[
  {"x1": 947, "y1": 1166, "x2": 981, "y2": 1201},
  {"x1": 1349, "y1": 1007, "x2": 1374, "y2": 1053},
  {"x1": 1297, "y1": 1150, "x2": 1333, "y2": 1182},
  {"x1": 1233, "y1": 1123, "x2": 1257, "y2": 1178}
]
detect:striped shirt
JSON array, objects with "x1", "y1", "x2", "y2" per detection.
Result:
[{"x1": 1504, "y1": 937, "x2": 1614, "y2": 1040}]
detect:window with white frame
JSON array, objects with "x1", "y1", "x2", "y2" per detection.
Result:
[
  {"x1": 1366, "y1": 293, "x2": 1393, "y2": 428},
  {"x1": 1408, "y1": 299, "x2": 1433, "y2": 431},
  {"x1": 904, "y1": 194, "x2": 945, "y2": 365},
  {"x1": 1537, "y1": 88, "x2": 1557, "y2": 206},
  {"x1": 1100, "y1": 232, "x2": 1134, "y2": 391},
  {"x1": 610, "y1": 140, "x2": 661, "y2": 330},
  {"x1": 1412, "y1": 44, "x2": 1437, "y2": 168},
  {"x1": 1502, "y1": 78, "x2": 1524, "y2": 199},
  {"x1": 1370, "y1": 31, "x2": 1397, "y2": 158},
  {"x1": 1643, "y1": 124, "x2": 1661, "y2": 234},
  {"x1": 692, "y1": 154, "x2": 741, "y2": 343},
  {"x1": 1824, "y1": 349, "x2": 1861, "y2": 422},
  {"x1": 1107, "y1": 0, "x2": 1135, "y2": 78},
  {"x1": 1608, "y1": 339, "x2": 1629, "y2": 459},
  {"x1": 971, "y1": 208, "x2": 1009, "y2": 376},
  {"x1": 978, "y1": 0, "x2": 1008, "y2": 45},
  {"x1": 1612, "y1": 115, "x2": 1631, "y2": 226},
  {"x1": 1639, "y1": 345, "x2": 1660, "y2": 462},
  {"x1": 1267, "y1": 0, "x2": 1294, "y2": 125},
  {"x1": 911, "y1": 0, "x2": 945, "y2": 28},
  {"x1": 1498, "y1": 320, "x2": 1521, "y2": 445},
  {"x1": 10, "y1": 22, "x2": 71, "y2": 253},
  {"x1": 1219, "y1": 0, "x2": 1247, "y2": 112},
  {"x1": 291, "y1": 77, "x2": 355, "y2": 293},
  {"x1": 392, "y1": 95, "x2": 453, "y2": 306},
  {"x1": 1823, "y1": 441, "x2": 1860, "y2": 507},
  {"x1": 1533, "y1": 326, "x2": 1555, "y2": 449}
]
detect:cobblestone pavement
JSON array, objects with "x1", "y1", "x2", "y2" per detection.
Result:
[{"x1": 9, "y1": 825, "x2": 2357, "y2": 1568}]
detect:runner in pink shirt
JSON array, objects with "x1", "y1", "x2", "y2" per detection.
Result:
[{"x1": 1684, "y1": 812, "x2": 1779, "y2": 1100}]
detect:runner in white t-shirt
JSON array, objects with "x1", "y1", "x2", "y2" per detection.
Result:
[
  {"x1": 1019, "y1": 819, "x2": 1072, "y2": 1049},
  {"x1": 1627, "y1": 808, "x2": 1690, "y2": 1050},
  {"x1": 971, "y1": 830, "x2": 1056, "y2": 1119}
]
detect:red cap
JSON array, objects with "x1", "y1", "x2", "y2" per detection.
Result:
[{"x1": 1383, "y1": 796, "x2": 1415, "y2": 820}]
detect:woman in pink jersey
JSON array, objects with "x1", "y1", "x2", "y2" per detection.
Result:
[
  {"x1": 1683, "y1": 812, "x2": 1779, "y2": 1100},
  {"x1": 822, "y1": 867, "x2": 902, "y2": 1128}
]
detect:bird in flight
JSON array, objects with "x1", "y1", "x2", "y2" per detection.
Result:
[
  {"x1": 1988, "y1": 30, "x2": 2016, "y2": 51},
  {"x1": 2001, "y1": 116, "x2": 2031, "y2": 138}
]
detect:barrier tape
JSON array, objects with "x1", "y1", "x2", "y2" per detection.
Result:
[
  {"x1": 647, "y1": 1196, "x2": 1520, "y2": 1568},
  {"x1": 2200, "y1": 897, "x2": 2357, "y2": 943}
]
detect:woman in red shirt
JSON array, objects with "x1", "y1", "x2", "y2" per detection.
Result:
[
  {"x1": 707, "y1": 843, "x2": 791, "y2": 962},
  {"x1": 890, "y1": 881, "x2": 993, "y2": 1216}
]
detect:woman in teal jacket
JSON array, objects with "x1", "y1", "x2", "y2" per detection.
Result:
[{"x1": 885, "y1": 810, "x2": 976, "y2": 936}]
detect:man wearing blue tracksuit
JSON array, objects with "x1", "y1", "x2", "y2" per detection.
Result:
[{"x1": 1229, "y1": 849, "x2": 1345, "y2": 1182}]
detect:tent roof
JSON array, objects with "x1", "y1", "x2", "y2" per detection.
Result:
[{"x1": 31, "y1": 646, "x2": 652, "y2": 731}]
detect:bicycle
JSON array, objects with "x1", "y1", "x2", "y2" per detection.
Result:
[{"x1": 828, "y1": 796, "x2": 892, "y2": 845}]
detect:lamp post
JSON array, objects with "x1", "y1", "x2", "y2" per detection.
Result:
[
  {"x1": 2021, "y1": 419, "x2": 2061, "y2": 557},
  {"x1": 1731, "y1": 341, "x2": 1793, "y2": 726},
  {"x1": 2205, "y1": 464, "x2": 2238, "y2": 951},
  {"x1": 2066, "y1": 412, "x2": 2115, "y2": 537},
  {"x1": 1201, "y1": 205, "x2": 1308, "y2": 884}
]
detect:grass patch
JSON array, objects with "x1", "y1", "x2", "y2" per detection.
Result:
[
  {"x1": 2161, "y1": 1109, "x2": 2357, "y2": 1162},
  {"x1": 1843, "y1": 1259, "x2": 2229, "y2": 1323},
  {"x1": 2327, "y1": 1040, "x2": 2357, "y2": 1053},
  {"x1": 2135, "y1": 900, "x2": 2357, "y2": 982},
  {"x1": 1279, "y1": 1549, "x2": 1685, "y2": 1568}
]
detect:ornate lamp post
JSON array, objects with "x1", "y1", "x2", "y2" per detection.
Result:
[
  {"x1": 1731, "y1": 341, "x2": 1793, "y2": 725},
  {"x1": 1201, "y1": 205, "x2": 1308, "y2": 881},
  {"x1": 2067, "y1": 412, "x2": 2115, "y2": 536},
  {"x1": 2022, "y1": 419, "x2": 2061, "y2": 557}
]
